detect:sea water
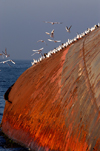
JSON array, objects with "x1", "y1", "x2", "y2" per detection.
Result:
[{"x1": 0, "y1": 60, "x2": 31, "y2": 151}]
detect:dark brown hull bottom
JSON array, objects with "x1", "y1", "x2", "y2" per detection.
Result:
[{"x1": 1, "y1": 28, "x2": 100, "y2": 151}]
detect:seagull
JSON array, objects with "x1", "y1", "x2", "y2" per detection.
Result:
[
  {"x1": 44, "y1": 53, "x2": 48, "y2": 58},
  {"x1": 32, "y1": 47, "x2": 44, "y2": 52},
  {"x1": 10, "y1": 60, "x2": 15, "y2": 64},
  {"x1": 31, "y1": 51, "x2": 40, "y2": 56},
  {"x1": 45, "y1": 29, "x2": 54, "y2": 38},
  {"x1": 2, "y1": 48, "x2": 10, "y2": 58},
  {"x1": 48, "y1": 39, "x2": 61, "y2": 43},
  {"x1": 0, "y1": 59, "x2": 15, "y2": 67},
  {"x1": 0, "y1": 59, "x2": 15, "y2": 64},
  {"x1": 32, "y1": 48, "x2": 44, "y2": 56},
  {"x1": 31, "y1": 59, "x2": 38, "y2": 65},
  {"x1": 37, "y1": 40, "x2": 47, "y2": 45},
  {"x1": 65, "y1": 25, "x2": 72, "y2": 33},
  {"x1": 43, "y1": 21, "x2": 63, "y2": 25}
]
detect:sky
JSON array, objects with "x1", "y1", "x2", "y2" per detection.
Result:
[{"x1": 0, "y1": 0, "x2": 100, "y2": 60}]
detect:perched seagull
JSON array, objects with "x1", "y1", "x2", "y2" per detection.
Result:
[
  {"x1": 31, "y1": 59, "x2": 38, "y2": 65},
  {"x1": 65, "y1": 25, "x2": 72, "y2": 33},
  {"x1": 2, "y1": 48, "x2": 10, "y2": 58},
  {"x1": 48, "y1": 39, "x2": 61, "y2": 43},
  {"x1": 32, "y1": 48, "x2": 44, "y2": 56},
  {"x1": 0, "y1": 59, "x2": 15, "y2": 67},
  {"x1": 45, "y1": 29, "x2": 54, "y2": 38},
  {"x1": 43, "y1": 21, "x2": 63, "y2": 25},
  {"x1": 37, "y1": 40, "x2": 47, "y2": 45}
]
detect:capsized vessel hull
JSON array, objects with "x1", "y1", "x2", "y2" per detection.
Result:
[{"x1": 1, "y1": 28, "x2": 100, "y2": 151}]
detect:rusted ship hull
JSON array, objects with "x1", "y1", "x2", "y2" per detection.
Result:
[{"x1": 1, "y1": 28, "x2": 100, "y2": 150}]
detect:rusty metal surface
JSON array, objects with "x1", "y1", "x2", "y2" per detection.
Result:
[{"x1": 1, "y1": 28, "x2": 100, "y2": 151}]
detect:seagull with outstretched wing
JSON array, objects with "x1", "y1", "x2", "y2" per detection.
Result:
[
  {"x1": 45, "y1": 29, "x2": 54, "y2": 38},
  {"x1": 2, "y1": 48, "x2": 10, "y2": 58},
  {"x1": 65, "y1": 25, "x2": 72, "y2": 33},
  {"x1": 31, "y1": 59, "x2": 38, "y2": 65},
  {"x1": 48, "y1": 39, "x2": 61, "y2": 43},
  {"x1": 0, "y1": 59, "x2": 15, "y2": 67},
  {"x1": 32, "y1": 48, "x2": 44, "y2": 56},
  {"x1": 0, "y1": 59, "x2": 15, "y2": 64},
  {"x1": 31, "y1": 51, "x2": 39, "y2": 56},
  {"x1": 37, "y1": 40, "x2": 47, "y2": 45},
  {"x1": 32, "y1": 47, "x2": 44, "y2": 52},
  {"x1": 43, "y1": 21, "x2": 62, "y2": 25}
]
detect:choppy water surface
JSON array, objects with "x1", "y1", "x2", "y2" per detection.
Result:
[{"x1": 0, "y1": 60, "x2": 31, "y2": 151}]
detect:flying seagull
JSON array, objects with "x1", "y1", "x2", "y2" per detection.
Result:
[
  {"x1": 65, "y1": 25, "x2": 72, "y2": 33},
  {"x1": 32, "y1": 47, "x2": 44, "y2": 52},
  {"x1": 45, "y1": 29, "x2": 54, "y2": 38},
  {"x1": 32, "y1": 48, "x2": 44, "y2": 56},
  {"x1": 48, "y1": 39, "x2": 61, "y2": 43},
  {"x1": 2, "y1": 48, "x2": 10, "y2": 58},
  {"x1": 31, "y1": 51, "x2": 40, "y2": 56},
  {"x1": 37, "y1": 40, "x2": 47, "y2": 45},
  {"x1": 0, "y1": 59, "x2": 15, "y2": 64},
  {"x1": 43, "y1": 21, "x2": 63, "y2": 25},
  {"x1": 0, "y1": 59, "x2": 15, "y2": 67}
]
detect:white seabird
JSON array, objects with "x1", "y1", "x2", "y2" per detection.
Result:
[
  {"x1": 91, "y1": 26, "x2": 95, "y2": 31},
  {"x1": 31, "y1": 52, "x2": 39, "y2": 56},
  {"x1": 43, "y1": 21, "x2": 62, "y2": 25},
  {"x1": 2, "y1": 48, "x2": 10, "y2": 58},
  {"x1": 48, "y1": 39, "x2": 61, "y2": 43},
  {"x1": 0, "y1": 59, "x2": 15, "y2": 64},
  {"x1": 0, "y1": 59, "x2": 15, "y2": 67},
  {"x1": 32, "y1": 48, "x2": 44, "y2": 57},
  {"x1": 45, "y1": 29, "x2": 54, "y2": 38},
  {"x1": 65, "y1": 25, "x2": 72, "y2": 33},
  {"x1": 98, "y1": 23, "x2": 100, "y2": 27},
  {"x1": 37, "y1": 40, "x2": 47, "y2": 45},
  {"x1": 32, "y1": 47, "x2": 44, "y2": 52},
  {"x1": 31, "y1": 59, "x2": 38, "y2": 65}
]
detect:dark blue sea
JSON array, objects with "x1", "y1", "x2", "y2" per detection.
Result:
[{"x1": 0, "y1": 60, "x2": 31, "y2": 151}]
